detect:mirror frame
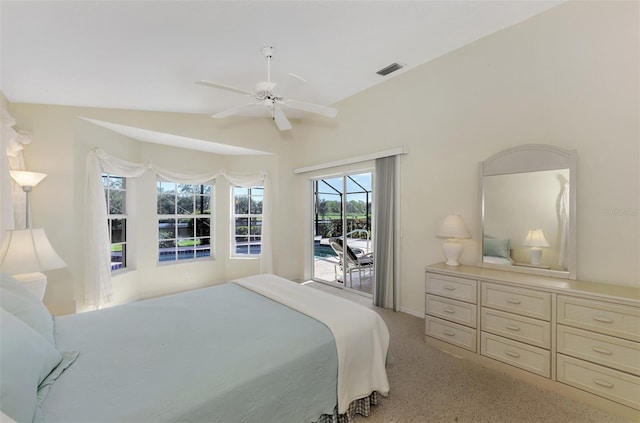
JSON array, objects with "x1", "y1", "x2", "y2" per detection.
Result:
[{"x1": 477, "y1": 144, "x2": 577, "y2": 279}]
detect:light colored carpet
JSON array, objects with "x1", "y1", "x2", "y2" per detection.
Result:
[{"x1": 305, "y1": 282, "x2": 636, "y2": 423}]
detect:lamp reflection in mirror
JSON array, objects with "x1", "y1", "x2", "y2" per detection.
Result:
[
  {"x1": 523, "y1": 228, "x2": 550, "y2": 266},
  {"x1": 437, "y1": 214, "x2": 471, "y2": 266},
  {"x1": 0, "y1": 228, "x2": 66, "y2": 300}
]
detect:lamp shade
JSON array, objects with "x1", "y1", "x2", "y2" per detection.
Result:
[
  {"x1": 9, "y1": 170, "x2": 47, "y2": 187},
  {"x1": 437, "y1": 214, "x2": 471, "y2": 239},
  {"x1": 523, "y1": 229, "x2": 550, "y2": 247},
  {"x1": 0, "y1": 228, "x2": 66, "y2": 274}
]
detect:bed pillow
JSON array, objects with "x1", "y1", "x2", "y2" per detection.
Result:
[
  {"x1": 0, "y1": 274, "x2": 55, "y2": 345},
  {"x1": 483, "y1": 238, "x2": 511, "y2": 259},
  {"x1": 0, "y1": 308, "x2": 62, "y2": 423}
]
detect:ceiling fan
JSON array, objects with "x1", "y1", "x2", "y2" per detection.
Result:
[{"x1": 196, "y1": 46, "x2": 338, "y2": 131}]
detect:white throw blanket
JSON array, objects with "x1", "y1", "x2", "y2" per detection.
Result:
[{"x1": 231, "y1": 274, "x2": 390, "y2": 414}]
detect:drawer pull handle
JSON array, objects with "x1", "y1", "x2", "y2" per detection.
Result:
[
  {"x1": 505, "y1": 350, "x2": 520, "y2": 358},
  {"x1": 506, "y1": 298, "x2": 522, "y2": 305},
  {"x1": 592, "y1": 346, "x2": 613, "y2": 355},
  {"x1": 443, "y1": 330, "x2": 456, "y2": 337},
  {"x1": 592, "y1": 378, "x2": 614, "y2": 389},
  {"x1": 505, "y1": 324, "x2": 521, "y2": 331},
  {"x1": 592, "y1": 316, "x2": 614, "y2": 324},
  {"x1": 444, "y1": 286, "x2": 456, "y2": 291},
  {"x1": 443, "y1": 307, "x2": 456, "y2": 314}
]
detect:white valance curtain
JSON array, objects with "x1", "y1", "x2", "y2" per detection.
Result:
[
  {"x1": 85, "y1": 148, "x2": 272, "y2": 308},
  {"x1": 1, "y1": 110, "x2": 32, "y2": 242}
]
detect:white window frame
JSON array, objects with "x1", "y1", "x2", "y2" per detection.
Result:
[
  {"x1": 157, "y1": 179, "x2": 214, "y2": 264},
  {"x1": 103, "y1": 173, "x2": 127, "y2": 273},
  {"x1": 231, "y1": 185, "x2": 264, "y2": 258}
]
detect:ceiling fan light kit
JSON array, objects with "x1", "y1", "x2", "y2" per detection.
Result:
[{"x1": 196, "y1": 46, "x2": 337, "y2": 131}]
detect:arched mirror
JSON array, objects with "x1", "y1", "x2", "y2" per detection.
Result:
[{"x1": 478, "y1": 144, "x2": 576, "y2": 279}]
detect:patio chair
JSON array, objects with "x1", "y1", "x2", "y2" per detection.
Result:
[{"x1": 329, "y1": 237, "x2": 373, "y2": 287}]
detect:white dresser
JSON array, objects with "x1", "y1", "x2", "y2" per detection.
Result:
[{"x1": 424, "y1": 263, "x2": 640, "y2": 419}]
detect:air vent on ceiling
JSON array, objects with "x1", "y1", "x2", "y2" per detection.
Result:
[{"x1": 376, "y1": 62, "x2": 404, "y2": 76}]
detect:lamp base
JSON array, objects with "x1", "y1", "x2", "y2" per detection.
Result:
[
  {"x1": 442, "y1": 239, "x2": 463, "y2": 266},
  {"x1": 530, "y1": 247, "x2": 543, "y2": 266},
  {"x1": 13, "y1": 272, "x2": 47, "y2": 301}
]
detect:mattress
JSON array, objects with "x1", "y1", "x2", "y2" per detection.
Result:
[{"x1": 41, "y1": 282, "x2": 338, "y2": 423}]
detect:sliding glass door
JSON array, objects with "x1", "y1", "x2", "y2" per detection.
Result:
[{"x1": 312, "y1": 171, "x2": 373, "y2": 295}]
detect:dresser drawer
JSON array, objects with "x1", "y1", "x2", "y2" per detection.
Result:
[
  {"x1": 557, "y1": 296, "x2": 640, "y2": 342},
  {"x1": 426, "y1": 273, "x2": 477, "y2": 304},
  {"x1": 426, "y1": 294, "x2": 477, "y2": 328},
  {"x1": 482, "y1": 283, "x2": 551, "y2": 321},
  {"x1": 481, "y1": 308, "x2": 550, "y2": 349},
  {"x1": 481, "y1": 332, "x2": 550, "y2": 378},
  {"x1": 557, "y1": 354, "x2": 640, "y2": 410},
  {"x1": 425, "y1": 316, "x2": 476, "y2": 352},
  {"x1": 557, "y1": 325, "x2": 640, "y2": 376}
]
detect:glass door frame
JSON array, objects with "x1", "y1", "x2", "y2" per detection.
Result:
[{"x1": 310, "y1": 169, "x2": 374, "y2": 296}]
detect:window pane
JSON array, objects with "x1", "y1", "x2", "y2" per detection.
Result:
[
  {"x1": 159, "y1": 219, "x2": 175, "y2": 239},
  {"x1": 235, "y1": 196, "x2": 249, "y2": 214},
  {"x1": 109, "y1": 190, "x2": 125, "y2": 215},
  {"x1": 176, "y1": 218, "x2": 192, "y2": 239},
  {"x1": 250, "y1": 196, "x2": 263, "y2": 214},
  {"x1": 109, "y1": 176, "x2": 125, "y2": 190},
  {"x1": 195, "y1": 195, "x2": 210, "y2": 214},
  {"x1": 196, "y1": 218, "x2": 210, "y2": 237},
  {"x1": 235, "y1": 217, "x2": 248, "y2": 236},
  {"x1": 111, "y1": 219, "x2": 126, "y2": 243},
  {"x1": 158, "y1": 195, "x2": 175, "y2": 214},
  {"x1": 177, "y1": 183, "x2": 194, "y2": 194},
  {"x1": 251, "y1": 187, "x2": 264, "y2": 196},
  {"x1": 111, "y1": 244, "x2": 126, "y2": 271},
  {"x1": 177, "y1": 195, "x2": 194, "y2": 215},
  {"x1": 157, "y1": 180, "x2": 176, "y2": 194},
  {"x1": 234, "y1": 187, "x2": 248, "y2": 196},
  {"x1": 250, "y1": 218, "x2": 262, "y2": 235},
  {"x1": 159, "y1": 240, "x2": 176, "y2": 262}
]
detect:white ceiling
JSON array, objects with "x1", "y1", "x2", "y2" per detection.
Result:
[{"x1": 1, "y1": 1, "x2": 562, "y2": 151}]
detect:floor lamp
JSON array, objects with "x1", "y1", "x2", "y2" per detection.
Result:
[{"x1": 0, "y1": 171, "x2": 66, "y2": 300}]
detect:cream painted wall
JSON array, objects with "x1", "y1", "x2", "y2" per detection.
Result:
[{"x1": 292, "y1": 0, "x2": 639, "y2": 316}]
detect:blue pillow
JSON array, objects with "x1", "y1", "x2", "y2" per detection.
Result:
[
  {"x1": 483, "y1": 238, "x2": 511, "y2": 259},
  {"x1": 0, "y1": 274, "x2": 55, "y2": 345},
  {"x1": 0, "y1": 308, "x2": 62, "y2": 422}
]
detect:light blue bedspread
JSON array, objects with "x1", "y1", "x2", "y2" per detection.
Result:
[{"x1": 42, "y1": 283, "x2": 338, "y2": 423}]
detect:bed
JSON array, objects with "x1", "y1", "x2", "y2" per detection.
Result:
[{"x1": 0, "y1": 273, "x2": 389, "y2": 423}]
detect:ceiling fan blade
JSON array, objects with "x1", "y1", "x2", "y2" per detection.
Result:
[
  {"x1": 284, "y1": 99, "x2": 338, "y2": 118},
  {"x1": 212, "y1": 103, "x2": 261, "y2": 119},
  {"x1": 274, "y1": 73, "x2": 307, "y2": 97},
  {"x1": 273, "y1": 108, "x2": 292, "y2": 131},
  {"x1": 196, "y1": 80, "x2": 254, "y2": 96}
]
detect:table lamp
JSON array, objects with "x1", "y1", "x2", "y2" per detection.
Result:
[
  {"x1": 523, "y1": 228, "x2": 550, "y2": 266},
  {"x1": 437, "y1": 214, "x2": 471, "y2": 266}
]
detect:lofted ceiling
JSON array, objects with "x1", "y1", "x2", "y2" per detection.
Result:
[{"x1": 1, "y1": 1, "x2": 562, "y2": 151}]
